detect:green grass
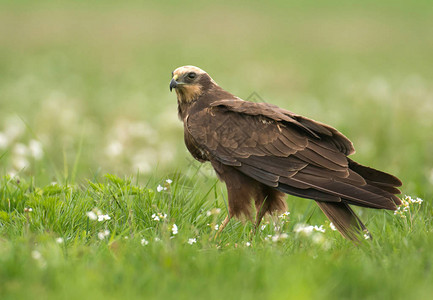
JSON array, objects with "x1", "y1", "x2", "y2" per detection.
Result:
[
  {"x1": 1, "y1": 0, "x2": 433, "y2": 299},
  {"x1": 0, "y1": 174, "x2": 432, "y2": 300}
]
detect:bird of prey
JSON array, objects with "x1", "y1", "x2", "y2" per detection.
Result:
[{"x1": 170, "y1": 65, "x2": 402, "y2": 241}]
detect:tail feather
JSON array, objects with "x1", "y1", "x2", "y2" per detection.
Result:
[
  {"x1": 365, "y1": 180, "x2": 401, "y2": 195},
  {"x1": 315, "y1": 160, "x2": 402, "y2": 241},
  {"x1": 348, "y1": 158, "x2": 402, "y2": 206},
  {"x1": 348, "y1": 158, "x2": 402, "y2": 187},
  {"x1": 316, "y1": 201, "x2": 369, "y2": 242}
]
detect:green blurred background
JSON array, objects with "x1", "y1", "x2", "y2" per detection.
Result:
[
  {"x1": 1, "y1": 2, "x2": 433, "y2": 299},
  {"x1": 1, "y1": 0, "x2": 432, "y2": 197}
]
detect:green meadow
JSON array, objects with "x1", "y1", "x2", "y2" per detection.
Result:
[{"x1": 0, "y1": 1, "x2": 432, "y2": 299}]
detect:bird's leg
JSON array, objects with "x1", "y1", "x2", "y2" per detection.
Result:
[
  {"x1": 253, "y1": 209, "x2": 266, "y2": 235},
  {"x1": 213, "y1": 215, "x2": 231, "y2": 241},
  {"x1": 219, "y1": 215, "x2": 231, "y2": 232},
  {"x1": 253, "y1": 194, "x2": 269, "y2": 234}
]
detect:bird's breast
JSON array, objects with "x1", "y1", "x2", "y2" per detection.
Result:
[{"x1": 184, "y1": 129, "x2": 209, "y2": 162}]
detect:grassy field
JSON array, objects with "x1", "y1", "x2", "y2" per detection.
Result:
[{"x1": 1, "y1": 1, "x2": 433, "y2": 299}]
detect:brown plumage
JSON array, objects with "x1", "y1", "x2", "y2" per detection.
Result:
[{"x1": 170, "y1": 65, "x2": 402, "y2": 241}]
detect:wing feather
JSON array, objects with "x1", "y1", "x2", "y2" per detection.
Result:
[
  {"x1": 237, "y1": 164, "x2": 279, "y2": 187},
  {"x1": 278, "y1": 183, "x2": 341, "y2": 202},
  {"x1": 187, "y1": 99, "x2": 401, "y2": 211}
]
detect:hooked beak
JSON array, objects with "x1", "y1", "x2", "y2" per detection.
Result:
[{"x1": 169, "y1": 78, "x2": 178, "y2": 92}]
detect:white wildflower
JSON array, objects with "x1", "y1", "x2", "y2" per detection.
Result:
[
  {"x1": 278, "y1": 211, "x2": 290, "y2": 219},
  {"x1": 312, "y1": 234, "x2": 325, "y2": 244},
  {"x1": 245, "y1": 242, "x2": 251, "y2": 247},
  {"x1": 187, "y1": 238, "x2": 197, "y2": 245},
  {"x1": 5, "y1": 117, "x2": 25, "y2": 140},
  {"x1": 206, "y1": 208, "x2": 221, "y2": 216},
  {"x1": 141, "y1": 238, "x2": 149, "y2": 246},
  {"x1": 394, "y1": 195, "x2": 423, "y2": 218},
  {"x1": 28, "y1": 139, "x2": 43, "y2": 160},
  {"x1": 87, "y1": 208, "x2": 110, "y2": 221},
  {"x1": 172, "y1": 224, "x2": 178, "y2": 235},
  {"x1": 271, "y1": 233, "x2": 288, "y2": 242},
  {"x1": 31, "y1": 250, "x2": 42, "y2": 260},
  {"x1": 364, "y1": 233, "x2": 370, "y2": 240},
  {"x1": 312, "y1": 234, "x2": 331, "y2": 250},
  {"x1": 98, "y1": 230, "x2": 110, "y2": 240},
  {"x1": 13, "y1": 156, "x2": 29, "y2": 170},
  {"x1": 152, "y1": 213, "x2": 167, "y2": 221},
  {"x1": 87, "y1": 211, "x2": 97, "y2": 220},
  {"x1": 55, "y1": 237, "x2": 64, "y2": 244},
  {"x1": 7, "y1": 170, "x2": 17, "y2": 178},
  {"x1": 31, "y1": 249, "x2": 47, "y2": 268},
  {"x1": 105, "y1": 141, "x2": 123, "y2": 158},
  {"x1": 154, "y1": 237, "x2": 161, "y2": 242},
  {"x1": 407, "y1": 196, "x2": 423, "y2": 204},
  {"x1": 261, "y1": 224, "x2": 267, "y2": 231},
  {"x1": 214, "y1": 224, "x2": 219, "y2": 231},
  {"x1": 97, "y1": 214, "x2": 111, "y2": 222},
  {"x1": 313, "y1": 225, "x2": 325, "y2": 233},
  {"x1": 24, "y1": 207, "x2": 33, "y2": 213},
  {"x1": 415, "y1": 197, "x2": 424, "y2": 204},
  {"x1": 294, "y1": 224, "x2": 325, "y2": 235},
  {"x1": 13, "y1": 143, "x2": 28, "y2": 156},
  {"x1": 294, "y1": 224, "x2": 314, "y2": 235},
  {"x1": 166, "y1": 179, "x2": 173, "y2": 184},
  {"x1": 157, "y1": 185, "x2": 167, "y2": 192},
  {"x1": 0, "y1": 132, "x2": 9, "y2": 149},
  {"x1": 131, "y1": 154, "x2": 152, "y2": 174},
  {"x1": 329, "y1": 223, "x2": 337, "y2": 231}
]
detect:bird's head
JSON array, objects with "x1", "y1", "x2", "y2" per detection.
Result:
[{"x1": 170, "y1": 65, "x2": 213, "y2": 103}]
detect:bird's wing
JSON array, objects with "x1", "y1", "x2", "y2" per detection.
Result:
[
  {"x1": 186, "y1": 99, "x2": 400, "y2": 209},
  {"x1": 211, "y1": 99, "x2": 356, "y2": 155}
]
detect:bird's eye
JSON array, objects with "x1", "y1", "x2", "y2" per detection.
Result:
[{"x1": 188, "y1": 72, "x2": 196, "y2": 79}]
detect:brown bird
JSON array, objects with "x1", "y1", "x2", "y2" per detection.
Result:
[{"x1": 170, "y1": 65, "x2": 402, "y2": 241}]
